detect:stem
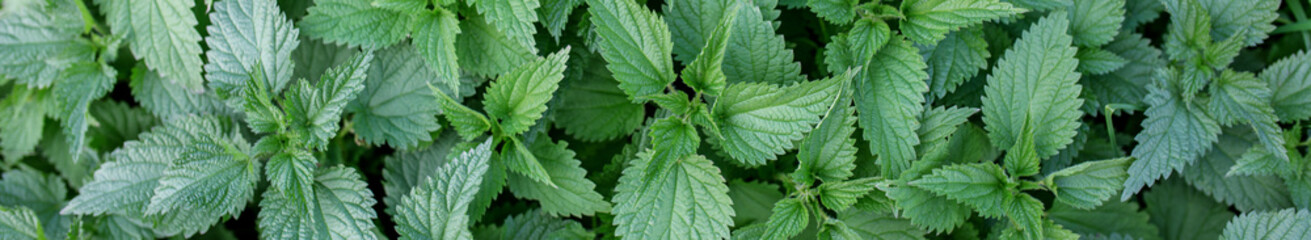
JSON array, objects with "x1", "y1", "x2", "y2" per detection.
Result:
[
  {"x1": 335, "y1": 119, "x2": 355, "y2": 139},
  {"x1": 1102, "y1": 103, "x2": 1141, "y2": 147},
  {"x1": 1287, "y1": 0, "x2": 1311, "y2": 48},
  {"x1": 74, "y1": 0, "x2": 104, "y2": 34}
]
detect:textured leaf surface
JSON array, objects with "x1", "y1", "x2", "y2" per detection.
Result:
[
  {"x1": 507, "y1": 138, "x2": 611, "y2": 217},
  {"x1": 1260, "y1": 51, "x2": 1311, "y2": 122},
  {"x1": 1044, "y1": 158, "x2": 1129, "y2": 210},
  {"x1": 1065, "y1": 0, "x2": 1125, "y2": 47},
  {"x1": 0, "y1": 87, "x2": 49, "y2": 163},
  {"x1": 0, "y1": 167, "x2": 70, "y2": 239},
  {"x1": 300, "y1": 0, "x2": 413, "y2": 48},
  {"x1": 121, "y1": 0, "x2": 206, "y2": 91},
  {"x1": 1143, "y1": 180, "x2": 1233, "y2": 240},
  {"x1": 760, "y1": 198, "x2": 808, "y2": 240},
  {"x1": 204, "y1": 0, "x2": 299, "y2": 104},
  {"x1": 1221, "y1": 208, "x2": 1311, "y2": 240},
  {"x1": 1048, "y1": 200, "x2": 1161, "y2": 240},
  {"x1": 394, "y1": 140, "x2": 493, "y2": 240},
  {"x1": 1182, "y1": 128, "x2": 1292, "y2": 212},
  {"x1": 910, "y1": 163, "x2": 1011, "y2": 217},
  {"x1": 53, "y1": 63, "x2": 115, "y2": 163},
  {"x1": 899, "y1": 0, "x2": 1024, "y2": 45},
  {"x1": 982, "y1": 12, "x2": 1084, "y2": 161},
  {"x1": 259, "y1": 166, "x2": 380, "y2": 240},
  {"x1": 921, "y1": 28, "x2": 989, "y2": 100},
  {"x1": 855, "y1": 36, "x2": 928, "y2": 177},
  {"x1": 612, "y1": 151, "x2": 734, "y2": 240},
  {"x1": 795, "y1": 92, "x2": 857, "y2": 183},
  {"x1": 382, "y1": 132, "x2": 461, "y2": 214},
  {"x1": 556, "y1": 51, "x2": 644, "y2": 142},
  {"x1": 468, "y1": 0, "x2": 540, "y2": 50},
  {"x1": 1121, "y1": 69, "x2": 1221, "y2": 200},
  {"x1": 484, "y1": 48, "x2": 570, "y2": 136},
  {"x1": 413, "y1": 9, "x2": 462, "y2": 91},
  {"x1": 456, "y1": 16, "x2": 535, "y2": 78},
  {"x1": 143, "y1": 116, "x2": 257, "y2": 237},
  {"x1": 285, "y1": 52, "x2": 373, "y2": 150},
  {"x1": 350, "y1": 45, "x2": 444, "y2": 150},
  {"x1": 0, "y1": 206, "x2": 44, "y2": 240},
  {"x1": 0, "y1": 0, "x2": 92, "y2": 88},
  {"x1": 128, "y1": 66, "x2": 225, "y2": 119},
  {"x1": 586, "y1": 0, "x2": 676, "y2": 101},
  {"x1": 711, "y1": 71, "x2": 846, "y2": 166},
  {"x1": 887, "y1": 184, "x2": 971, "y2": 233},
  {"x1": 726, "y1": 180, "x2": 782, "y2": 227}
]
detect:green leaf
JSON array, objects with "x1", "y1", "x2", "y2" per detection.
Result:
[
  {"x1": 1044, "y1": 157, "x2": 1130, "y2": 210},
  {"x1": 0, "y1": 0, "x2": 93, "y2": 88},
  {"x1": 915, "y1": 106, "x2": 978, "y2": 156},
  {"x1": 204, "y1": 0, "x2": 300, "y2": 106},
  {"x1": 467, "y1": 0, "x2": 540, "y2": 51},
  {"x1": 1143, "y1": 180, "x2": 1233, "y2": 240},
  {"x1": 53, "y1": 62, "x2": 115, "y2": 164},
  {"x1": 899, "y1": 0, "x2": 1024, "y2": 45},
  {"x1": 430, "y1": 84, "x2": 491, "y2": 141},
  {"x1": 666, "y1": 0, "x2": 805, "y2": 85},
  {"x1": 982, "y1": 11, "x2": 1084, "y2": 162},
  {"x1": 300, "y1": 0, "x2": 414, "y2": 48},
  {"x1": 1260, "y1": 51, "x2": 1311, "y2": 122},
  {"x1": 1123, "y1": 0, "x2": 1163, "y2": 30},
  {"x1": 586, "y1": 0, "x2": 676, "y2": 101},
  {"x1": 413, "y1": 9, "x2": 462, "y2": 92},
  {"x1": 1048, "y1": 200, "x2": 1162, "y2": 240},
  {"x1": 726, "y1": 180, "x2": 783, "y2": 227},
  {"x1": 806, "y1": 0, "x2": 859, "y2": 25},
  {"x1": 795, "y1": 91, "x2": 858, "y2": 184},
  {"x1": 909, "y1": 163, "x2": 1012, "y2": 217},
  {"x1": 349, "y1": 44, "x2": 445, "y2": 150},
  {"x1": 1075, "y1": 47, "x2": 1129, "y2": 75},
  {"x1": 854, "y1": 35, "x2": 928, "y2": 177},
  {"x1": 711, "y1": 70, "x2": 847, "y2": 166},
  {"x1": 259, "y1": 166, "x2": 380, "y2": 240},
  {"x1": 826, "y1": 209, "x2": 926, "y2": 240},
  {"x1": 678, "y1": 2, "x2": 738, "y2": 97},
  {"x1": 483, "y1": 48, "x2": 570, "y2": 136},
  {"x1": 1221, "y1": 208, "x2": 1311, "y2": 240},
  {"x1": 1065, "y1": 0, "x2": 1125, "y2": 47},
  {"x1": 285, "y1": 51, "x2": 373, "y2": 150},
  {"x1": 1083, "y1": 33, "x2": 1164, "y2": 114},
  {"x1": 1182, "y1": 128, "x2": 1293, "y2": 212},
  {"x1": 136, "y1": 116, "x2": 255, "y2": 237},
  {"x1": 118, "y1": 0, "x2": 207, "y2": 91},
  {"x1": 62, "y1": 114, "x2": 202, "y2": 216},
  {"x1": 539, "y1": 0, "x2": 583, "y2": 40},
  {"x1": 502, "y1": 137, "x2": 555, "y2": 188},
  {"x1": 0, "y1": 167, "x2": 70, "y2": 239},
  {"x1": 507, "y1": 137, "x2": 612, "y2": 217},
  {"x1": 242, "y1": 70, "x2": 286, "y2": 134},
  {"x1": 291, "y1": 38, "x2": 359, "y2": 84},
  {"x1": 555, "y1": 51, "x2": 644, "y2": 142},
  {"x1": 1004, "y1": 194, "x2": 1044, "y2": 240},
  {"x1": 612, "y1": 151, "x2": 734, "y2": 239},
  {"x1": 760, "y1": 198, "x2": 808, "y2": 240},
  {"x1": 394, "y1": 140, "x2": 493, "y2": 240},
  {"x1": 491, "y1": 209, "x2": 592, "y2": 240},
  {"x1": 818, "y1": 177, "x2": 880, "y2": 212},
  {"x1": 0, "y1": 206, "x2": 44, "y2": 240},
  {"x1": 128, "y1": 65, "x2": 225, "y2": 120},
  {"x1": 887, "y1": 184, "x2": 972, "y2": 233},
  {"x1": 648, "y1": 117, "x2": 700, "y2": 177},
  {"x1": 456, "y1": 16, "x2": 536, "y2": 78},
  {"x1": 0, "y1": 86, "x2": 50, "y2": 162},
  {"x1": 263, "y1": 149, "x2": 318, "y2": 220},
  {"x1": 86, "y1": 100, "x2": 157, "y2": 154},
  {"x1": 921, "y1": 27, "x2": 990, "y2": 100},
  {"x1": 382, "y1": 131, "x2": 463, "y2": 215},
  {"x1": 1121, "y1": 69, "x2": 1221, "y2": 200},
  {"x1": 1195, "y1": 0, "x2": 1278, "y2": 47},
  {"x1": 1206, "y1": 70, "x2": 1287, "y2": 162}
]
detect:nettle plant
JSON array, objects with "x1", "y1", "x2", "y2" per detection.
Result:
[{"x1": 2, "y1": 0, "x2": 1311, "y2": 239}]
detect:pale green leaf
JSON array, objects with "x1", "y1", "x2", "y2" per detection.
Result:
[
  {"x1": 1083, "y1": 33, "x2": 1164, "y2": 111},
  {"x1": 53, "y1": 63, "x2": 115, "y2": 164},
  {"x1": 382, "y1": 131, "x2": 462, "y2": 215},
  {"x1": 1195, "y1": 0, "x2": 1278, "y2": 47},
  {"x1": 1259, "y1": 51, "x2": 1311, "y2": 122},
  {"x1": 430, "y1": 84, "x2": 491, "y2": 141},
  {"x1": 612, "y1": 151, "x2": 734, "y2": 239},
  {"x1": 263, "y1": 149, "x2": 317, "y2": 218},
  {"x1": 711, "y1": 70, "x2": 847, "y2": 166},
  {"x1": 259, "y1": 166, "x2": 380, "y2": 240},
  {"x1": 62, "y1": 115, "x2": 199, "y2": 216},
  {"x1": 1121, "y1": 69, "x2": 1221, "y2": 200},
  {"x1": 806, "y1": 0, "x2": 859, "y2": 25},
  {"x1": 1048, "y1": 200, "x2": 1162, "y2": 240},
  {"x1": 586, "y1": 0, "x2": 676, "y2": 101},
  {"x1": 538, "y1": 0, "x2": 582, "y2": 40},
  {"x1": 139, "y1": 116, "x2": 256, "y2": 237},
  {"x1": 467, "y1": 0, "x2": 540, "y2": 50},
  {"x1": 795, "y1": 91, "x2": 858, "y2": 184},
  {"x1": 491, "y1": 209, "x2": 592, "y2": 240},
  {"x1": 1221, "y1": 208, "x2": 1311, "y2": 240},
  {"x1": 300, "y1": 0, "x2": 414, "y2": 48},
  {"x1": 818, "y1": 177, "x2": 880, "y2": 212},
  {"x1": 1044, "y1": 157, "x2": 1130, "y2": 210},
  {"x1": 1075, "y1": 47, "x2": 1129, "y2": 75},
  {"x1": 0, "y1": 86, "x2": 50, "y2": 162},
  {"x1": 909, "y1": 163, "x2": 1012, "y2": 217},
  {"x1": 413, "y1": 9, "x2": 462, "y2": 92},
  {"x1": 760, "y1": 198, "x2": 808, "y2": 240},
  {"x1": 285, "y1": 52, "x2": 373, "y2": 150},
  {"x1": 0, "y1": 167, "x2": 70, "y2": 240},
  {"x1": 0, "y1": 0, "x2": 93, "y2": 88},
  {"x1": 982, "y1": 11, "x2": 1084, "y2": 162},
  {"x1": 828, "y1": 209, "x2": 926, "y2": 240},
  {"x1": 291, "y1": 37, "x2": 357, "y2": 85},
  {"x1": 204, "y1": 0, "x2": 300, "y2": 106},
  {"x1": 648, "y1": 117, "x2": 699, "y2": 177},
  {"x1": 1206, "y1": 70, "x2": 1287, "y2": 162},
  {"x1": 726, "y1": 180, "x2": 783, "y2": 227},
  {"x1": 349, "y1": 44, "x2": 444, "y2": 150},
  {"x1": 121, "y1": 0, "x2": 206, "y2": 91},
  {"x1": 129, "y1": 65, "x2": 225, "y2": 120},
  {"x1": 1004, "y1": 194, "x2": 1044, "y2": 240},
  {"x1": 507, "y1": 137, "x2": 612, "y2": 217},
  {"x1": 899, "y1": 0, "x2": 1024, "y2": 45},
  {"x1": 394, "y1": 140, "x2": 493, "y2": 240},
  {"x1": 854, "y1": 36, "x2": 928, "y2": 177},
  {"x1": 886, "y1": 184, "x2": 971, "y2": 233},
  {"x1": 483, "y1": 48, "x2": 570, "y2": 136},
  {"x1": 678, "y1": 2, "x2": 737, "y2": 97},
  {"x1": 0, "y1": 206, "x2": 44, "y2": 240}
]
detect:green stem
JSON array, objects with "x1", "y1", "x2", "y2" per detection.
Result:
[
  {"x1": 1102, "y1": 103, "x2": 1141, "y2": 147},
  {"x1": 74, "y1": 0, "x2": 103, "y2": 34}
]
